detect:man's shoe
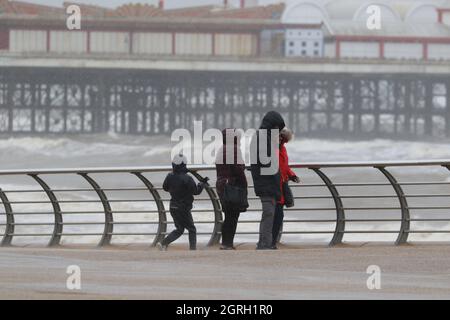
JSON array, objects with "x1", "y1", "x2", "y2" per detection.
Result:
[
  {"x1": 157, "y1": 243, "x2": 168, "y2": 251},
  {"x1": 220, "y1": 245, "x2": 235, "y2": 251}
]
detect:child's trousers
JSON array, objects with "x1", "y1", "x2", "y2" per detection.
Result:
[{"x1": 161, "y1": 208, "x2": 197, "y2": 250}]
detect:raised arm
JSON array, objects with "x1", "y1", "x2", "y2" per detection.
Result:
[{"x1": 187, "y1": 176, "x2": 205, "y2": 196}]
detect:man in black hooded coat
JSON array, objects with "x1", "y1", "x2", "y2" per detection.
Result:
[{"x1": 250, "y1": 111, "x2": 286, "y2": 250}]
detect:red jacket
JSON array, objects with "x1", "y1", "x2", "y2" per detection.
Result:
[{"x1": 279, "y1": 143, "x2": 296, "y2": 205}]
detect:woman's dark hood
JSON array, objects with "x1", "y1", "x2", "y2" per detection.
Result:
[
  {"x1": 260, "y1": 111, "x2": 286, "y2": 130},
  {"x1": 217, "y1": 129, "x2": 244, "y2": 165},
  {"x1": 221, "y1": 128, "x2": 242, "y2": 145},
  {"x1": 172, "y1": 154, "x2": 188, "y2": 174}
]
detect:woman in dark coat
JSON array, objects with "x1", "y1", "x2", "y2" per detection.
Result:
[{"x1": 216, "y1": 128, "x2": 248, "y2": 250}]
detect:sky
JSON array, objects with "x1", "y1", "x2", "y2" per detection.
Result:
[{"x1": 24, "y1": 0, "x2": 281, "y2": 9}]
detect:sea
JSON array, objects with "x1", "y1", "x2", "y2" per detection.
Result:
[{"x1": 1, "y1": 133, "x2": 450, "y2": 246}]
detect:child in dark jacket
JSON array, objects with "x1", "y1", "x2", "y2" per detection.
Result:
[{"x1": 158, "y1": 154, "x2": 207, "y2": 251}]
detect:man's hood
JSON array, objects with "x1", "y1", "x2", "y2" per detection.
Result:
[{"x1": 260, "y1": 111, "x2": 286, "y2": 130}]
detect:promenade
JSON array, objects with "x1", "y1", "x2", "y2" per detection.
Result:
[{"x1": 0, "y1": 244, "x2": 449, "y2": 300}]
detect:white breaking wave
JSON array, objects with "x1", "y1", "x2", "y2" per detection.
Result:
[
  {"x1": 286, "y1": 138, "x2": 450, "y2": 163},
  {"x1": 0, "y1": 136, "x2": 171, "y2": 159},
  {"x1": 0, "y1": 135, "x2": 450, "y2": 170}
]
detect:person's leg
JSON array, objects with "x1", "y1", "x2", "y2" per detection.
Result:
[
  {"x1": 161, "y1": 210, "x2": 184, "y2": 247},
  {"x1": 183, "y1": 210, "x2": 197, "y2": 250},
  {"x1": 228, "y1": 210, "x2": 240, "y2": 247},
  {"x1": 272, "y1": 204, "x2": 284, "y2": 247},
  {"x1": 221, "y1": 207, "x2": 233, "y2": 247},
  {"x1": 258, "y1": 197, "x2": 276, "y2": 249},
  {"x1": 222, "y1": 208, "x2": 240, "y2": 248}
]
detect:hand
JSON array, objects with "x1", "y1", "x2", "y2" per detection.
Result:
[
  {"x1": 201, "y1": 177, "x2": 210, "y2": 184},
  {"x1": 290, "y1": 176, "x2": 301, "y2": 183}
]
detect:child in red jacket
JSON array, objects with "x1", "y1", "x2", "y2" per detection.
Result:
[{"x1": 272, "y1": 128, "x2": 300, "y2": 249}]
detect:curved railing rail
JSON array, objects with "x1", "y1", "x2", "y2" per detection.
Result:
[{"x1": 0, "y1": 160, "x2": 450, "y2": 247}]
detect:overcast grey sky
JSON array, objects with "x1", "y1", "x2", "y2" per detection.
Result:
[{"x1": 25, "y1": 0, "x2": 278, "y2": 9}]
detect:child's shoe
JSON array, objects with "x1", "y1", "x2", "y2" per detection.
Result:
[{"x1": 157, "y1": 242, "x2": 168, "y2": 251}]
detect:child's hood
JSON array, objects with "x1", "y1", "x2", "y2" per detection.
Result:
[{"x1": 172, "y1": 153, "x2": 189, "y2": 174}]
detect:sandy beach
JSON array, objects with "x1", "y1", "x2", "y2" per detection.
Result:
[{"x1": 0, "y1": 243, "x2": 450, "y2": 300}]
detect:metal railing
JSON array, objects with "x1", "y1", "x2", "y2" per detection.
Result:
[{"x1": 1, "y1": 160, "x2": 450, "y2": 247}]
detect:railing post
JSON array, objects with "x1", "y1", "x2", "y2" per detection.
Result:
[
  {"x1": 29, "y1": 174, "x2": 63, "y2": 247},
  {"x1": 132, "y1": 172, "x2": 167, "y2": 247},
  {"x1": 190, "y1": 171, "x2": 223, "y2": 247},
  {"x1": 311, "y1": 168, "x2": 345, "y2": 246},
  {"x1": 377, "y1": 167, "x2": 410, "y2": 245},
  {"x1": 78, "y1": 173, "x2": 113, "y2": 247},
  {"x1": 0, "y1": 188, "x2": 14, "y2": 246}
]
